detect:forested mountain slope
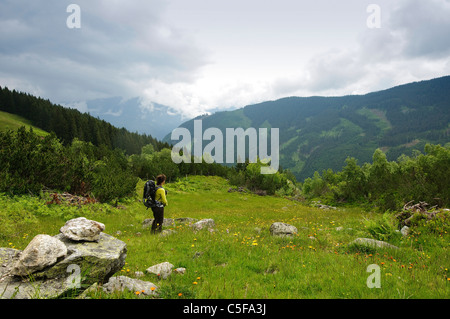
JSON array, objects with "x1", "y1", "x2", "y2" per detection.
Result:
[
  {"x1": 165, "y1": 76, "x2": 450, "y2": 180},
  {"x1": 0, "y1": 86, "x2": 169, "y2": 155}
]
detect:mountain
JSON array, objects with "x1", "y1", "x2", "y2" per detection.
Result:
[
  {"x1": 164, "y1": 76, "x2": 450, "y2": 181},
  {"x1": 84, "y1": 97, "x2": 186, "y2": 140},
  {"x1": 0, "y1": 86, "x2": 169, "y2": 155}
]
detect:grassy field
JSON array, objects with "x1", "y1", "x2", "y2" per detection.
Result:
[
  {"x1": 0, "y1": 110, "x2": 48, "y2": 136},
  {"x1": 0, "y1": 175, "x2": 448, "y2": 299}
]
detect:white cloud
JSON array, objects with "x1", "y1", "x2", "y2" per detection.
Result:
[
  {"x1": 391, "y1": 0, "x2": 450, "y2": 58},
  {"x1": 1, "y1": 0, "x2": 449, "y2": 120},
  {"x1": 0, "y1": 0, "x2": 208, "y2": 106},
  {"x1": 271, "y1": 0, "x2": 450, "y2": 98}
]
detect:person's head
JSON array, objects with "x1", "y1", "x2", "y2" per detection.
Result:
[{"x1": 156, "y1": 174, "x2": 166, "y2": 185}]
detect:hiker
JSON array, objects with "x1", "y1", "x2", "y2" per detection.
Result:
[{"x1": 151, "y1": 174, "x2": 168, "y2": 234}]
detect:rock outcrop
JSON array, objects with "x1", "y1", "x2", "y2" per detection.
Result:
[
  {"x1": 0, "y1": 217, "x2": 126, "y2": 299},
  {"x1": 11, "y1": 234, "x2": 67, "y2": 277}
]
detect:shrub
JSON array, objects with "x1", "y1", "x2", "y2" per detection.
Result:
[
  {"x1": 0, "y1": 128, "x2": 138, "y2": 202},
  {"x1": 363, "y1": 212, "x2": 401, "y2": 242}
]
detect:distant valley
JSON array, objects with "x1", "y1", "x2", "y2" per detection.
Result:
[{"x1": 83, "y1": 97, "x2": 186, "y2": 140}]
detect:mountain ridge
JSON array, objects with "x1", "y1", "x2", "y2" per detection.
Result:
[
  {"x1": 164, "y1": 76, "x2": 450, "y2": 180},
  {"x1": 81, "y1": 97, "x2": 186, "y2": 140},
  {"x1": 0, "y1": 86, "x2": 170, "y2": 155}
]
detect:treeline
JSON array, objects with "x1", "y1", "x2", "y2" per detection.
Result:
[
  {"x1": 0, "y1": 127, "x2": 296, "y2": 202},
  {"x1": 0, "y1": 84, "x2": 296, "y2": 202},
  {"x1": 0, "y1": 127, "x2": 138, "y2": 202},
  {"x1": 129, "y1": 147, "x2": 296, "y2": 196},
  {"x1": 302, "y1": 144, "x2": 450, "y2": 211},
  {"x1": 0, "y1": 86, "x2": 169, "y2": 154},
  {"x1": 2, "y1": 125, "x2": 448, "y2": 210}
]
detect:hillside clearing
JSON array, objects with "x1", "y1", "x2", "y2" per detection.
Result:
[{"x1": 0, "y1": 110, "x2": 48, "y2": 136}]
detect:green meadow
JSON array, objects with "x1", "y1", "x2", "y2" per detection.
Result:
[
  {"x1": 0, "y1": 111, "x2": 48, "y2": 136},
  {"x1": 1, "y1": 175, "x2": 448, "y2": 299}
]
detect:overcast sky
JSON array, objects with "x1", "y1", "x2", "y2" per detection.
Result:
[{"x1": 1, "y1": 0, "x2": 450, "y2": 118}]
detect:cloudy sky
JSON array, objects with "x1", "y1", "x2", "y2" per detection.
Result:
[{"x1": 1, "y1": 0, "x2": 450, "y2": 118}]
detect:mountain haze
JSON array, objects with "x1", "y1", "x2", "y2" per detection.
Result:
[
  {"x1": 83, "y1": 97, "x2": 186, "y2": 140},
  {"x1": 164, "y1": 76, "x2": 450, "y2": 180}
]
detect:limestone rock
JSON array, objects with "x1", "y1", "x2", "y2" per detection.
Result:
[
  {"x1": 60, "y1": 217, "x2": 105, "y2": 242},
  {"x1": 174, "y1": 267, "x2": 186, "y2": 275},
  {"x1": 350, "y1": 238, "x2": 399, "y2": 250},
  {"x1": 401, "y1": 226, "x2": 410, "y2": 237},
  {"x1": 0, "y1": 226, "x2": 126, "y2": 299},
  {"x1": 102, "y1": 276, "x2": 157, "y2": 296},
  {"x1": 1, "y1": 274, "x2": 76, "y2": 299},
  {"x1": 191, "y1": 219, "x2": 215, "y2": 231},
  {"x1": 40, "y1": 232, "x2": 127, "y2": 282},
  {"x1": 146, "y1": 261, "x2": 174, "y2": 279},
  {"x1": 1, "y1": 248, "x2": 64, "y2": 299},
  {"x1": 269, "y1": 222, "x2": 298, "y2": 237},
  {"x1": 11, "y1": 234, "x2": 67, "y2": 277},
  {"x1": 0, "y1": 247, "x2": 21, "y2": 277}
]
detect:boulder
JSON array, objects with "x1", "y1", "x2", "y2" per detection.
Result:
[
  {"x1": 269, "y1": 222, "x2": 298, "y2": 237},
  {"x1": 11, "y1": 234, "x2": 67, "y2": 277},
  {"x1": 0, "y1": 232, "x2": 127, "y2": 299},
  {"x1": 350, "y1": 238, "x2": 399, "y2": 250},
  {"x1": 1, "y1": 257, "x2": 64, "y2": 299},
  {"x1": 0, "y1": 274, "x2": 78, "y2": 299},
  {"x1": 39, "y1": 232, "x2": 127, "y2": 282},
  {"x1": 191, "y1": 219, "x2": 215, "y2": 231},
  {"x1": 146, "y1": 261, "x2": 174, "y2": 279},
  {"x1": 101, "y1": 276, "x2": 158, "y2": 296},
  {"x1": 60, "y1": 217, "x2": 105, "y2": 242},
  {"x1": 0, "y1": 248, "x2": 21, "y2": 277}
]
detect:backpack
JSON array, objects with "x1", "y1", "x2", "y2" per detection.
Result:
[{"x1": 143, "y1": 180, "x2": 162, "y2": 209}]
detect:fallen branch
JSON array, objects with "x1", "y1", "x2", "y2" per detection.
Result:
[
  {"x1": 45, "y1": 192, "x2": 97, "y2": 206},
  {"x1": 398, "y1": 200, "x2": 444, "y2": 226}
]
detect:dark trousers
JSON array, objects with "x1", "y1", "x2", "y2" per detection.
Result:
[{"x1": 151, "y1": 206, "x2": 164, "y2": 234}]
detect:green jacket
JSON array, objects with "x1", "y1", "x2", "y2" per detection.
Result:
[{"x1": 155, "y1": 187, "x2": 168, "y2": 206}]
